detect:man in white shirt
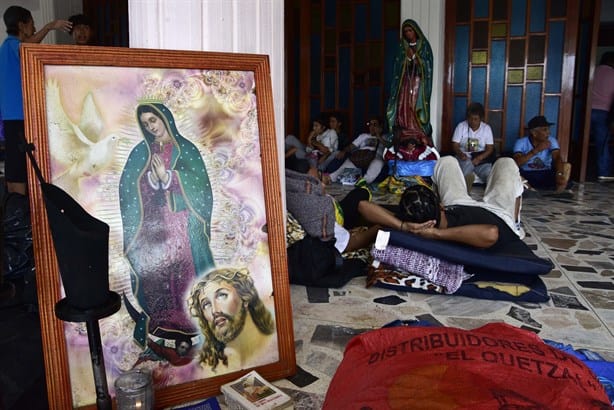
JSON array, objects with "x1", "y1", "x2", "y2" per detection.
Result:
[
  {"x1": 451, "y1": 102, "x2": 495, "y2": 190},
  {"x1": 327, "y1": 117, "x2": 387, "y2": 184}
]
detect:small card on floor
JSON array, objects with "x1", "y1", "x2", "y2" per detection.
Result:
[
  {"x1": 373, "y1": 295, "x2": 405, "y2": 305},
  {"x1": 306, "y1": 287, "x2": 330, "y2": 303}
]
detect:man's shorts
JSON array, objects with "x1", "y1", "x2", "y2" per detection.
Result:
[{"x1": 3, "y1": 120, "x2": 27, "y2": 183}]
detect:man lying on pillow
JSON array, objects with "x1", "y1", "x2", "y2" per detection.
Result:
[{"x1": 358, "y1": 156, "x2": 525, "y2": 252}]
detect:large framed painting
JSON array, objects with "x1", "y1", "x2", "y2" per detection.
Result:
[{"x1": 20, "y1": 43, "x2": 295, "y2": 409}]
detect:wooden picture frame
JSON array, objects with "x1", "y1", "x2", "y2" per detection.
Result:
[{"x1": 20, "y1": 43, "x2": 295, "y2": 409}]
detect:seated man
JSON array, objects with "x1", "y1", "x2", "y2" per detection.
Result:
[
  {"x1": 451, "y1": 102, "x2": 495, "y2": 191},
  {"x1": 357, "y1": 156, "x2": 525, "y2": 252},
  {"x1": 325, "y1": 117, "x2": 388, "y2": 185},
  {"x1": 512, "y1": 115, "x2": 572, "y2": 196}
]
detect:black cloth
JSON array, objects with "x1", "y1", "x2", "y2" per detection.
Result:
[
  {"x1": 2, "y1": 193, "x2": 33, "y2": 281},
  {"x1": 444, "y1": 205, "x2": 522, "y2": 253},
  {"x1": 285, "y1": 154, "x2": 310, "y2": 173},
  {"x1": 324, "y1": 154, "x2": 348, "y2": 174},
  {"x1": 338, "y1": 187, "x2": 371, "y2": 229},
  {"x1": 287, "y1": 235, "x2": 366, "y2": 288},
  {"x1": 0, "y1": 306, "x2": 48, "y2": 409},
  {"x1": 39, "y1": 183, "x2": 111, "y2": 310},
  {"x1": 286, "y1": 186, "x2": 371, "y2": 288},
  {"x1": 3, "y1": 120, "x2": 27, "y2": 183},
  {"x1": 337, "y1": 131, "x2": 350, "y2": 151}
]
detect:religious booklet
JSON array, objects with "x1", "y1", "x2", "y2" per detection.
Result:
[
  {"x1": 338, "y1": 167, "x2": 362, "y2": 185},
  {"x1": 220, "y1": 370, "x2": 293, "y2": 410}
]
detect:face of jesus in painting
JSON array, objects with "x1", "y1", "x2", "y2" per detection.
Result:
[{"x1": 198, "y1": 280, "x2": 248, "y2": 343}]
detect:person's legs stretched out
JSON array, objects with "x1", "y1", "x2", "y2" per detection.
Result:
[
  {"x1": 432, "y1": 156, "x2": 473, "y2": 206},
  {"x1": 483, "y1": 157, "x2": 525, "y2": 237}
]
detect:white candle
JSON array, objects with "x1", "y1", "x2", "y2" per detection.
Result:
[{"x1": 114, "y1": 369, "x2": 154, "y2": 410}]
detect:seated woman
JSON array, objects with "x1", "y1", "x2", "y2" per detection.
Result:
[{"x1": 451, "y1": 102, "x2": 495, "y2": 191}]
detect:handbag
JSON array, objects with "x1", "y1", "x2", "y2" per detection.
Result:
[{"x1": 350, "y1": 142, "x2": 379, "y2": 170}]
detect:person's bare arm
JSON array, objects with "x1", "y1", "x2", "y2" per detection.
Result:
[
  {"x1": 551, "y1": 149, "x2": 564, "y2": 174},
  {"x1": 307, "y1": 131, "x2": 318, "y2": 148},
  {"x1": 406, "y1": 224, "x2": 499, "y2": 248},
  {"x1": 286, "y1": 147, "x2": 298, "y2": 158},
  {"x1": 25, "y1": 19, "x2": 72, "y2": 44},
  {"x1": 551, "y1": 149, "x2": 567, "y2": 191},
  {"x1": 514, "y1": 139, "x2": 550, "y2": 167},
  {"x1": 357, "y1": 200, "x2": 498, "y2": 248},
  {"x1": 313, "y1": 138, "x2": 330, "y2": 154},
  {"x1": 513, "y1": 152, "x2": 528, "y2": 167},
  {"x1": 357, "y1": 201, "x2": 435, "y2": 231},
  {"x1": 452, "y1": 142, "x2": 468, "y2": 160},
  {"x1": 344, "y1": 225, "x2": 381, "y2": 252},
  {"x1": 473, "y1": 144, "x2": 494, "y2": 165}
]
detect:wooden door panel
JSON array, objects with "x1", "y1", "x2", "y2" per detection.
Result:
[
  {"x1": 82, "y1": 0, "x2": 128, "y2": 47},
  {"x1": 285, "y1": 0, "x2": 400, "y2": 142}
]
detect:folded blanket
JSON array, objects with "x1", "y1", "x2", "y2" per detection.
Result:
[
  {"x1": 371, "y1": 245, "x2": 466, "y2": 294},
  {"x1": 367, "y1": 262, "x2": 446, "y2": 293}
]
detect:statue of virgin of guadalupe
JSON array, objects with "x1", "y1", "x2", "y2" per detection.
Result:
[{"x1": 386, "y1": 19, "x2": 434, "y2": 146}]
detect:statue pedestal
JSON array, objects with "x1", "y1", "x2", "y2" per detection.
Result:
[{"x1": 55, "y1": 291, "x2": 121, "y2": 410}]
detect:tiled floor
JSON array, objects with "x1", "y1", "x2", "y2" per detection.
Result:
[
  {"x1": 273, "y1": 180, "x2": 614, "y2": 408},
  {"x1": 2, "y1": 181, "x2": 613, "y2": 409}
]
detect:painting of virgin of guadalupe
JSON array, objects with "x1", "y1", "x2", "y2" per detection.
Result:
[
  {"x1": 21, "y1": 44, "x2": 294, "y2": 410},
  {"x1": 119, "y1": 102, "x2": 214, "y2": 353}
]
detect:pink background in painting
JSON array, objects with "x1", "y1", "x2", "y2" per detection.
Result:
[{"x1": 44, "y1": 65, "x2": 277, "y2": 406}]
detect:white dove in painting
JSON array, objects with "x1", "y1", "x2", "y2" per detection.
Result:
[{"x1": 45, "y1": 80, "x2": 121, "y2": 197}]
